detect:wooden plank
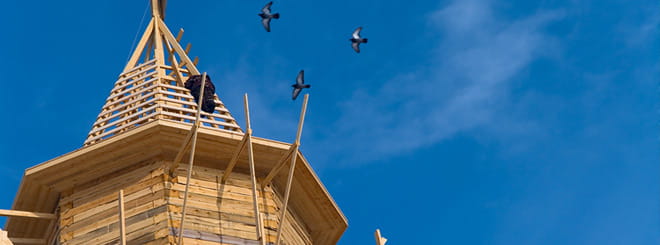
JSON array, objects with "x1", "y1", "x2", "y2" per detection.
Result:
[
  {"x1": 118, "y1": 190, "x2": 127, "y2": 245},
  {"x1": 0, "y1": 209, "x2": 56, "y2": 220},
  {"x1": 7, "y1": 238, "x2": 45, "y2": 244},
  {"x1": 221, "y1": 134, "x2": 249, "y2": 183},
  {"x1": 178, "y1": 72, "x2": 207, "y2": 245},
  {"x1": 85, "y1": 104, "x2": 159, "y2": 142},
  {"x1": 121, "y1": 59, "x2": 157, "y2": 77},
  {"x1": 172, "y1": 121, "x2": 198, "y2": 169},
  {"x1": 275, "y1": 94, "x2": 309, "y2": 245},
  {"x1": 261, "y1": 146, "x2": 297, "y2": 188}
]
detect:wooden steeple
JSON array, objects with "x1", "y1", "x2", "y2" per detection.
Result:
[
  {"x1": 4, "y1": 1, "x2": 347, "y2": 245},
  {"x1": 84, "y1": 0, "x2": 241, "y2": 146}
]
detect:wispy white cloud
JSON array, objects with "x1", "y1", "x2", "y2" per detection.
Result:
[{"x1": 316, "y1": 0, "x2": 563, "y2": 164}]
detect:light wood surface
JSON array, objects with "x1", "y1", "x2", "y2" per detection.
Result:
[
  {"x1": 118, "y1": 190, "x2": 127, "y2": 245},
  {"x1": 178, "y1": 72, "x2": 207, "y2": 245},
  {"x1": 275, "y1": 94, "x2": 309, "y2": 245},
  {"x1": 0, "y1": 209, "x2": 56, "y2": 220},
  {"x1": 375, "y1": 229, "x2": 388, "y2": 245}
]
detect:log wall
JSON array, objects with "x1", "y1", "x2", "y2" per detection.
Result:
[{"x1": 55, "y1": 160, "x2": 312, "y2": 245}]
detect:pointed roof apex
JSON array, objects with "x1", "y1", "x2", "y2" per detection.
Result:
[
  {"x1": 84, "y1": 2, "x2": 242, "y2": 146},
  {"x1": 151, "y1": 0, "x2": 166, "y2": 19}
]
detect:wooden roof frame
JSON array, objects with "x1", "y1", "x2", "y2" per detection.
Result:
[
  {"x1": 7, "y1": 1, "x2": 348, "y2": 243},
  {"x1": 85, "y1": 0, "x2": 242, "y2": 147},
  {"x1": 6, "y1": 120, "x2": 347, "y2": 244}
]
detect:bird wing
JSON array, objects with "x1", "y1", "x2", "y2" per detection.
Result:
[
  {"x1": 261, "y1": 1, "x2": 273, "y2": 14},
  {"x1": 352, "y1": 42, "x2": 360, "y2": 53},
  {"x1": 292, "y1": 87, "x2": 302, "y2": 100},
  {"x1": 262, "y1": 18, "x2": 271, "y2": 32},
  {"x1": 352, "y1": 27, "x2": 362, "y2": 39},
  {"x1": 296, "y1": 70, "x2": 305, "y2": 85}
]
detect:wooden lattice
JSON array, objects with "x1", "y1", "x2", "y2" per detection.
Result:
[{"x1": 85, "y1": 13, "x2": 242, "y2": 146}]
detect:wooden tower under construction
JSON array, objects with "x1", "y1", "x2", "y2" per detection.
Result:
[{"x1": 3, "y1": 1, "x2": 347, "y2": 244}]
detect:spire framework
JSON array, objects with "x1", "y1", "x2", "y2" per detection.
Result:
[{"x1": 85, "y1": 11, "x2": 241, "y2": 146}]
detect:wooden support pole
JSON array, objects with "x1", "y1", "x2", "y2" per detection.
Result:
[
  {"x1": 221, "y1": 134, "x2": 249, "y2": 183},
  {"x1": 118, "y1": 190, "x2": 127, "y2": 245},
  {"x1": 0, "y1": 209, "x2": 56, "y2": 220},
  {"x1": 172, "y1": 122, "x2": 197, "y2": 170},
  {"x1": 242, "y1": 94, "x2": 266, "y2": 245},
  {"x1": 150, "y1": 0, "x2": 162, "y2": 18},
  {"x1": 374, "y1": 229, "x2": 388, "y2": 245},
  {"x1": 275, "y1": 94, "x2": 309, "y2": 245},
  {"x1": 177, "y1": 72, "x2": 207, "y2": 245},
  {"x1": 261, "y1": 145, "x2": 297, "y2": 188}
]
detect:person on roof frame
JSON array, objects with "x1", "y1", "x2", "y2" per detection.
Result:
[{"x1": 184, "y1": 74, "x2": 216, "y2": 115}]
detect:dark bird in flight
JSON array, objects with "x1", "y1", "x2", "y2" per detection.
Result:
[
  {"x1": 350, "y1": 27, "x2": 368, "y2": 53},
  {"x1": 291, "y1": 70, "x2": 310, "y2": 100},
  {"x1": 184, "y1": 74, "x2": 216, "y2": 114},
  {"x1": 258, "y1": 1, "x2": 280, "y2": 32}
]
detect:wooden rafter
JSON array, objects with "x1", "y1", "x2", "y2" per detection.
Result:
[
  {"x1": 85, "y1": 6, "x2": 242, "y2": 146},
  {"x1": 261, "y1": 145, "x2": 298, "y2": 188},
  {"x1": 123, "y1": 19, "x2": 155, "y2": 73}
]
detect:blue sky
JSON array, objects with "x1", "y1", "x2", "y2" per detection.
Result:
[{"x1": 0, "y1": 0, "x2": 658, "y2": 244}]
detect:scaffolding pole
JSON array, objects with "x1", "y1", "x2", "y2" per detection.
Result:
[
  {"x1": 118, "y1": 190, "x2": 126, "y2": 245},
  {"x1": 275, "y1": 94, "x2": 309, "y2": 245},
  {"x1": 176, "y1": 72, "x2": 207, "y2": 245}
]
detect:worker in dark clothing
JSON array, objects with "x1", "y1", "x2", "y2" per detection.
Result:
[{"x1": 184, "y1": 74, "x2": 216, "y2": 114}]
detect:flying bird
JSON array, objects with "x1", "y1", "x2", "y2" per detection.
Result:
[
  {"x1": 184, "y1": 74, "x2": 216, "y2": 114},
  {"x1": 291, "y1": 70, "x2": 310, "y2": 100},
  {"x1": 349, "y1": 27, "x2": 368, "y2": 53},
  {"x1": 258, "y1": 1, "x2": 280, "y2": 32}
]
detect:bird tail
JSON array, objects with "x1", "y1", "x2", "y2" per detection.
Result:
[
  {"x1": 272, "y1": 13, "x2": 280, "y2": 19},
  {"x1": 363, "y1": 38, "x2": 368, "y2": 43},
  {"x1": 304, "y1": 84, "x2": 311, "y2": 88}
]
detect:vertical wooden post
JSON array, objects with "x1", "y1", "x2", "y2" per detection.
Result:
[
  {"x1": 374, "y1": 229, "x2": 387, "y2": 245},
  {"x1": 118, "y1": 190, "x2": 126, "y2": 245},
  {"x1": 243, "y1": 94, "x2": 266, "y2": 245},
  {"x1": 275, "y1": 94, "x2": 309, "y2": 245},
  {"x1": 177, "y1": 72, "x2": 207, "y2": 245}
]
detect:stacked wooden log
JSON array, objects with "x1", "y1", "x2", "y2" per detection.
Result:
[{"x1": 55, "y1": 160, "x2": 311, "y2": 244}]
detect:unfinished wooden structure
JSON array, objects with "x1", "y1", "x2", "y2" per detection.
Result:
[{"x1": 4, "y1": 1, "x2": 347, "y2": 244}]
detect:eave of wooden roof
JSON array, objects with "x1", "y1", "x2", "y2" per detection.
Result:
[{"x1": 7, "y1": 120, "x2": 347, "y2": 244}]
